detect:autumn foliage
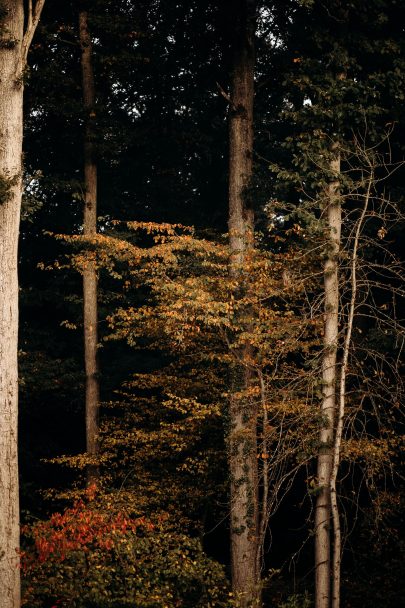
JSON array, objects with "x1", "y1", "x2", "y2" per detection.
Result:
[
  {"x1": 21, "y1": 488, "x2": 232, "y2": 607},
  {"x1": 21, "y1": 487, "x2": 153, "y2": 567}
]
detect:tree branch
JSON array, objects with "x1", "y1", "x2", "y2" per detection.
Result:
[
  {"x1": 21, "y1": 0, "x2": 46, "y2": 66},
  {"x1": 216, "y1": 81, "x2": 236, "y2": 111}
]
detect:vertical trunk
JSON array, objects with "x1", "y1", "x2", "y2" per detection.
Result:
[
  {"x1": 79, "y1": 9, "x2": 99, "y2": 486},
  {"x1": 315, "y1": 151, "x2": 341, "y2": 608},
  {"x1": 0, "y1": 4, "x2": 24, "y2": 606},
  {"x1": 228, "y1": 1, "x2": 258, "y2": 606},
  {"x1": 330, "y1": 175, "x2": 371, "y2": 608},
  {"x1": 0, "y1": 0, "x2": 50, "y2": 604},
  {"x1": 256, "y1": 370, "x2": 269, "y2": 577},
  {"x1": 228, "y1": 0, "x2": 255, "y2": 269},
  {"x1": 0, "y1": 3, "x2": 43, "y2": 605}
]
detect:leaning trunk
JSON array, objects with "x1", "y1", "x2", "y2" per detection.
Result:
[
  {"x1": 79, "y1": 9, "x2": 100, "y2": 486},
  {"x1": 315, "y1": 150, "x2": 341, "y2": 608},
  {"x1": 0, "y1": 3, "x2": 24, "y2": 606},
  {"x1": 228, "y1": 1, "x2": 259, "y2": 606}
]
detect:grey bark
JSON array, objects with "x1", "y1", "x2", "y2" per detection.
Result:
[
  {"x1": 79, "y1": 9, "x2": 100, "y2": 486},
  {"x1": 330, "y1": 174, "x2": 371, "y2": 608},
  {"x1": 315, "y1": 151, "x2": 341, "y2": 608},
  {"x1": 227, "y1": 2, "x2": 259, "y2": 606},
  {"x1": 0, "y1": 2, "x2": 44, "y2": 606}
]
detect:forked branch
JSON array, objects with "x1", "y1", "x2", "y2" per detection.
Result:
[{"x1": 21, "y1": 0, "x2": 46, "y2": 66}]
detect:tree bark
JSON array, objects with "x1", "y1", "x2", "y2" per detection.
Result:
[
  {"x1": 315, "y1": 150, "x2": 341, "y2": 608},
  {"x1": 79, "y1": 9, "x2": 100, "y2": 486},
  {"x1": 330, "y1": 173, "x2": 371, "y2": 608},
  {"x1": 256, "y1": 370, "x2": 269, "y2": 577},
  {"x1": 227, "y1": 1, "x2": 259, "y2": 606},
  {"x1": 0, "y1": 2, "x2": 44, "y2": 605}
]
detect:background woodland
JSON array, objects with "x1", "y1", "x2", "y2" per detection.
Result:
[{"x1": 0, "y1": 1, "x2": 404, "y2": 607}]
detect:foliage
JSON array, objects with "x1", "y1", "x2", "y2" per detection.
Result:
[
  {"x1": 0, "y1": 172, "x2": 19, "y2": 205},
  {"x1": 68, "y1": 222, "x2": 324, "y2": 534},
  {"x1": 15, "y1": 1, "x2": 405, "y2": 606},
  {"x1": 22, "y1": 489, "x2": 232, "y2": 608},
  {"x1": 341, "y1": 489, "x2": 405, "y2": 607},
  {"x1": 277, "y1": 592, "x2": 312, "y2": 608}
]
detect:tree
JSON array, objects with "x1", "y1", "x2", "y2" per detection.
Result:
[
  {"x1": 79, "y1": 6, "x2": 100, "y2": 485},
  {"x1": 315, "y1": 143, "x2": 341, "y2": 608},
  {"x1": 227, "y1": 0, "x2": 259, "y2": 605},
  {"x1": 262, "y1": 1, "x2": 405, "y2": 604},
  {"x1": 0, "y1": 1, "x2": 45, "y2": 606}
]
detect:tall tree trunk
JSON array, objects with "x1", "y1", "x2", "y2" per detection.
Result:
[
  {"x1": 79, "y1": 9, "x2": 100, "y2": 486},
  {"x1": 330, "y1": 173, "x2": 372, "y2": 608},
  {"x1": 315, "y1": 150, "x2": 341, "y2": 608},
  {"x1": 0, "y1": 2, "x2": 44, "y2": 606},
  {"x1": 0, "y1": 6, "x2": 24, "y2": 605},
  {"x1": 228, "y1": 1, "x2": 259, "y2": 606}
]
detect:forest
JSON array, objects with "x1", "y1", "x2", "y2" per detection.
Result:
[{"x1": 0, "y1": 1, "x2": 404, "y2": 607}]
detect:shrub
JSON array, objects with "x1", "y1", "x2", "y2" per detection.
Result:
[{"x1": 22, "y1": 495, "x2": 232, "y2": 608}]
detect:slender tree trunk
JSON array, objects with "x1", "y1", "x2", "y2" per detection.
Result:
[
  {"x1": 228, "y1": 2, "x2": 259, "y2": 606},
  {"x1": 0, "y1": 2, "x2": 44, "y2": 605},
  {"x1": 315, "y1": 150, "x2": 341, "y2": 608},
  {"x1": 330, "y1": 174, "x2": 372, "y2": 608},
  {"x1": 256, "y1": 370, "x2": 269, "y2": 577},
  {"x1": 79, "y1": 9, "x2": 100, "y2": 486}
]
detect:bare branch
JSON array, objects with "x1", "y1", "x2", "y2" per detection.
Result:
[
  {"x1": 216, "y1": 81, "x2": 236, "y2": 111},
  {"x1": 21, "y1": 0, "x2": 46, "y2": 67}
]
